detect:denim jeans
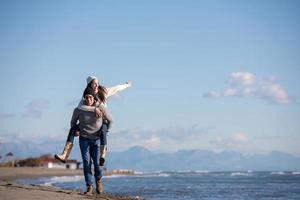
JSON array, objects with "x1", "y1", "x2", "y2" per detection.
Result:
[
  {"x1": 99, "y1": 121, "x2": 108, "y2": 145},
  {"x1": 66, "y1": 124, "x2": 79, "y2": 143},
  {"x1": 79, "y1": 136, "x2": 102, "y2": 186}
]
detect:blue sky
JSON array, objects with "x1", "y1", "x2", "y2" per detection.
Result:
[{"x1": 0, "y1": 0, "x2": 300, "y2": 155}]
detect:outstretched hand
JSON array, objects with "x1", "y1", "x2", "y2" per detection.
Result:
[{"x1": 126, "y1": 81, "x2": 132, "y2": 87}]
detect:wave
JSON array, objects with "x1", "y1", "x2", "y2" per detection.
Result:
[
  {"x1": 104, "y1": 174, "x2": 132, "y2": 179},
  {"x1": 231, "y1": 172, "x2": 253, "y2": 176},
  {"x1": 194, "y1": 170, "x2": 210, "y2": 174},
  {"x1": 133, "y1": 172, "x2": 171, "y2": 178},
  {"x1": 157, "y1": 173, "x2": 170, "y2": 177},
  {"x1": 133, "y1": 171, "x2": 144, "y2": 175},
  {"x1": 270, "y1": 171, "x2": 285, "y2": 175},
  {"x1": 41, "y1": 175, "x2": 84, "y2": 186},
  {"x1": 292, "y1": 171, "x2": 300, "y2": 175},
  {"x1": 176, "y1": 170, "x2": 193, "y2": 173}
]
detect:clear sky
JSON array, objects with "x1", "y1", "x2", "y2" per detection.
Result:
[{"x1": 0, "y1": 0, "x2": 300, "y2": 155}]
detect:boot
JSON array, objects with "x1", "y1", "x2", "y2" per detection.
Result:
[
  {"x1": 84, "y1": 185, "x2": 93, "y2": 195},
  {"x1": 96, "y1": 180, "x2": 103, "y2": 194},
  {"x1": 99, "y1": 145, "x2": 107, "y2": 166},
  {"x1": 54, "y1": 141, "x2": 73, "y2": 163}
]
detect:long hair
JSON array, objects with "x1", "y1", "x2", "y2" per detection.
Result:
[
  {"x1": 97, "y1": 85, "x2": 107, "y2": 104},
  {"x1": 86, "y1": 82, "x2": 107, "y2": 104}
]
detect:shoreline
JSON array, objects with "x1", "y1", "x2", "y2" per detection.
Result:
[{"x1": 0, "y1": 167, "x2": 140, "y2": 200}]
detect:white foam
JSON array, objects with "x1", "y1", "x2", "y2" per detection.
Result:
[
  {"x1": 292, "y1": 171, "x2": 300, "y2": 175},
  {"x1": 157, "y1": 173, "x2": 170, "y2": 177},
  {"x1": 134, "y1": 172, "x2": 171, "y2": 178},
  {"x1": 231, "y1": 172, "x2": 252, "y2": 176},
  {"x1": 270, "y1": 171, "x2": 285, "y2": 175},
  {"x1": 134, "y1": 171, "x2": 144, "y2": 175},
  {"x1": 194, "y1": 170, "x2": 210, "y2": 174},
  {"x1": 103, "y1": 174, "x2": 131, "y2": 179},
  {"x1": 41, "y1": 175, "x2": 84, "y2": 186},
  {"x1": 177, "y1": 170, "x2": 192, "y2": 173}
]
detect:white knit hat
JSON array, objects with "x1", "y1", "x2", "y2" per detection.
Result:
[{"x1": 86, "y1": 76, "x2": 98, "y2": 85}]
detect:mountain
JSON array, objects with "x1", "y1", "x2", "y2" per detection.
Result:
[
  {"x1": 1, "y1": 140, "x2": 299, "y2": 171},
  {"x1": 106, "y1": 146, "x2": 300, "y2": 172},
  {"x1": 0, "y1": 139, "x2": 82, "y2": 161}
]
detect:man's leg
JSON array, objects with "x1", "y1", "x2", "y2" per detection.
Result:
[
  {"x1": 79, "y1": 136, "x2": 93, "y2": 195},
  {"x1": 90, "y1": 138, "x2": 103, "y2": 193}
]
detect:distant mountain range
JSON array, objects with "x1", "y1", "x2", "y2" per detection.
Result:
[
  {"x1": 107, "y1": 146, "x2": 300, "y2": 172},
  {"x1": 1, "y1": 140, "x2": 299, "y2": 171}
]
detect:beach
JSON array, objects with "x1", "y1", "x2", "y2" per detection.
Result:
[{"x1": 0, "y1": 167, "x2": 138, "y2": 200}]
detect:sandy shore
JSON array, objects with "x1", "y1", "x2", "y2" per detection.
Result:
[{"x1": 0, "y1": 167, "x2": 140, "y2": 200}]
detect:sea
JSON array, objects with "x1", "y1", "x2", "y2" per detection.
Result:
[{"x1": 17, "y1": 171, "x2": 300, "y2": 200}]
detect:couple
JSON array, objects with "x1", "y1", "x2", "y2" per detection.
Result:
[{"x1": 55, "y1": 76, "x2": 131, "y2": 194}]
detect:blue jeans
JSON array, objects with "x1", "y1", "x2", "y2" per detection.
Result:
[
  {"x1": 66, "y1": 124, "x2": 79, "y2": 143},
  {"x1": 79, "y1": 136, "x2": 102, "y2": 186},
  {"x1": 100, "y1": 121, "x2": 108, "y2": 145}
]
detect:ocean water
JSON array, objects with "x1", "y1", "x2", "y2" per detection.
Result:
[{"x1": 18, "y1": 171, "x2": 300, "y2": 200}]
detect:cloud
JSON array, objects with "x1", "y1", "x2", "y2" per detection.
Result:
[
  {"x1": 127, "y1": 134, "x2": 161, "y2": 149},
  {"x1": 232, "y1": 133, "x2": 248, "y2": 142},
  {"x1": 210, "y1": 133, "x2": 249, "y2": 149},
  {"x1": 0, "y1": 131, "x2": 33, "y2": 143},
  {"x1": 0, "y1": 113, "x2": 16, "y2": 119},
  {"x1": 204, "y1": 72, "x2": 291, "y2": 105},
  {"x1": 109, "y1": 125, "x2": 216, "y2": 152},
  {"x1": 22, "y1": 98, "x2": 50, "y2": 119},
  {"x1": 229, "y1": 72, "x2": 256, "y2": 86}
]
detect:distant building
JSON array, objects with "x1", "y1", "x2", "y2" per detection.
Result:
[
  {"x1": 111, "y1": 169, "x2": 135, "y2": 175},
  {"x1": 5, "y1": 152, "x2": 15, "y2": 167},
  {"x1": 41, "y1": 157, "x2": 80, "y2": 169},
  {"x1": 6, "y1": 152, "x2": 14, "y2": 157}
]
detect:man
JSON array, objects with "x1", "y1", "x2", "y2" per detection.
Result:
[{"x1": 71, "y1": 87, "x2": 113, "y2": 195}]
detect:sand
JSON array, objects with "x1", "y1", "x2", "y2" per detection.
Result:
[{"x1": 0, "y1": 167, "x2": 140, "y2": 200}]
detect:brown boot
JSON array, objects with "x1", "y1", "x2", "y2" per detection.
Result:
[
  {"x1": 84, "y1": 185, "x2": 93, "y2": 195},
  {"x1": 99, "y1": 145, "x2": 107, "y2": 166},
  {"x1": 96, "y1": 180, "x2": 103, "y2": 194},
  {"x1": 54, "y1": 142, "x2": 73, "y2": 163}
]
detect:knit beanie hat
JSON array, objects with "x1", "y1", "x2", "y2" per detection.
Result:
[
  {"x1": 86, "y1": 76, "x2": 98, "y2": 85},
  {"x1": 83, "y1": 87, "x2": 96, "y2": 98}
]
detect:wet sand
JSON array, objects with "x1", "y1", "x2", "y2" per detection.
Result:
[{"x1": 0, "y1": 167, "x2": 140, "y2": 200}]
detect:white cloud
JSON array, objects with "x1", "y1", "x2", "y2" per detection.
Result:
[
  {"x1": 210, "y1": 133, "x2": 249, "y2": 151},
  {"x1": 231, "y1": 133, "x2": 248, "y2": 142},
  {"x1": 204, "y1": 72, "x2": 291, "y2": 105},
  {"x1": 258, "y1": 82, "x2": 291, "y2": 104},
  {"x1": 133, "y1": 135, "x2": 161, "y2": 148},
  {"x1": 229, "y1": 72, "x2": 256, "y2": 86},
  {"x1": 22, "y1": 98, "x2": 50, "y2": 119},
  {"x1": 109, "y1": 126, "x2": 215, "y2": 152},
  {"x1": 223, "y1": 88, "x2": 237, "y2": 97}
]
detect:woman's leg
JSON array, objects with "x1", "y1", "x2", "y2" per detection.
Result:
[
  {"x1": 54, "y1": 125, "x2": 78, "y2": 162},
  {"x1": 90, "y1": 138, "x2": 103, "y2": 193},
  {"x1": 99, "y1": 122, "x2": 108, "y2": 166},
  {"x1": 67, "y1": 124, "x2": 78, "y2": 142},
  {"x1": 79, "y1": 136, "x2": 93, "y2": 187}
]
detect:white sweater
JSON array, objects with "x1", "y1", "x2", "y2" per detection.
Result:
[{"x1": 77, "y1": 82, "x2": 131, "y2": 111}]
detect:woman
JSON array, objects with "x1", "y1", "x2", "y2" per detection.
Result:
[
  {"x1": 71, "y1": 87, "x2": 113, "y2": 194},
  {"x1": 55, "y1": 76, "x2": 131, "y2": 165},
  {"x1": 78, "y1": 76, "x2": 132, "y2": 166}
]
